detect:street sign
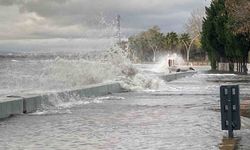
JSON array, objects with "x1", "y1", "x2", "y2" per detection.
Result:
[{"x1": 220, "y1": 85, "x2": 241, "y2": 138}]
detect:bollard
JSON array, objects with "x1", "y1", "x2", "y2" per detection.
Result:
[{"x1": 220, "y1": 85, "x2": 241, "y2": 138}]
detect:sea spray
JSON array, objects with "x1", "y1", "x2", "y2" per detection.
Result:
[
  {"x1": 0, "y1": 44, "x2": 161, "y2": 98},
  {"x1": 47, "y1": 57, "x2": 119, "y2": 88},
  {"x1": 0, "y1": 13, "x2": 162, "y2": 96},
  {"x1": 103, "y1": 44, "x2": 160, "y2": 90},
  {"x1": 153, "y1": 53, "x2": 185, "y2": 73}
]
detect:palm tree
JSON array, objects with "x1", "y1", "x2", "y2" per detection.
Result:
[
  {"x1": 165, "y1": 32, "x2": 179, "y2": 51},
  {"x1": 168, "y1": 32, "x2": 179, "y2": 51}
]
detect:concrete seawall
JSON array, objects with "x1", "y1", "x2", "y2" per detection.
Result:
[
  {"x1": 0, "y1": 82, "x2": 123, "y2": 119},
  {"x1": 0, "y1": 72, "x2": 196, "y2": 120},
  {"x1": 160, "y1": 71, "x2": 197, "y2": 82},
  {"x1": 0, "y1": 97, "x2": 23, "y2": 119}
]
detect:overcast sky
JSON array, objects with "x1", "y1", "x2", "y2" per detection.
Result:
[{"x1": 0, "y1": 0, "x2": 211, "y2": 52}]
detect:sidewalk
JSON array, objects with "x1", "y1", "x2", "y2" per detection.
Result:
[{"x1": 241, "y1": 100, "x2": 250, "y2": 118}]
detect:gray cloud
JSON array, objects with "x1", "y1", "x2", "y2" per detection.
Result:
[
  {"x1": 0, "y1": 0, "x2": 210, "y2": 40},
  {"x1": 0, "y1": 0, "x2": 22, "y2": 6}
]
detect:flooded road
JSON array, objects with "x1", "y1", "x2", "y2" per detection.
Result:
[{"x1": 0, "y1": 69, "x2": 250, "y2": 149}]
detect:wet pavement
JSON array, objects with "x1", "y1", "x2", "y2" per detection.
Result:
[{"x1": 0, "y1": 69, "x2": 250, "y2": 149}]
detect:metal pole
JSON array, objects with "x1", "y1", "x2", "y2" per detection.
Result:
[{"x1": 117, "y1": 15, "x2": 121, "y2": 43}]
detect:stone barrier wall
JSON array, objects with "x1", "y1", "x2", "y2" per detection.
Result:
[{"x1": 0, "y1": 82, "x2": 123, "y2": 119}]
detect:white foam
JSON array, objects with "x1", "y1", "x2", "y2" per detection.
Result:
[
  {"x1": 152, "y1": 53, "x2": 185, "y2": 73},
  {"x1": 95, "y1": 96, "x2": 125, "y2": 100},
  {"x1": 30, "y1": 109, "x2": 72, "y2": 116}
]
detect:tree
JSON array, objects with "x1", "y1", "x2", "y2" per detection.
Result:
[
  {"x1": 128, "y1": 26, "x2": 163, "y2": 62},
  {"x1": 128, "y1": 34, "x2": 146, "y2": 62},
  {"x1": 225, "y1": 0, "x2": 250, "y2": 37},
  {"x1": 185, "y1": 8, "x2": 205, "y2": 62},
  {"x1": 128, "y1": 26, "x2": 206, "y2": 63},
  {"x1": 201, "y1": 0, "x2": 249, "y2": 73},
  {"x1": 185, "y1": 8, "x2": 204, "y2": 39},
  {"x1": 202, "y1": 0, "x2": 228, "y2": 69},
  {"x1": 201, "y1": 5, "x2": 218, "y2": 70},
  {"x1": 179, "y1": 33, "x2": 191, "y2": 61},
  {"x1": 164, "y1": 32, "x2": 179, "y2": 51},
  {"x1": 225, "y1": 0, "x2": 250, "y2": 67},
  {"x1": 144, "y1": 26, "x2": 164, "y2": 62}
]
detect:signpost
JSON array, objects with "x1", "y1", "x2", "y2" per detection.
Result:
[{"x1": 220, "y1": 85, "x2": 241, "y2": 138}]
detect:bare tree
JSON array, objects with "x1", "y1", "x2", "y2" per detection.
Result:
[
  {"x1": 225, "y1": 0, "x2": 250, "y2": 37},
  {"x1": 184, "y1": 8, "x2": 205, "y2": 62},
  {"x1": 185, "y1": 8, "x2": 204, "y2": 38}
]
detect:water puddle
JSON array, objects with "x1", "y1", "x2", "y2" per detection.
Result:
[{"x1": 219, "y1": 137, "x2": 240, "y2": 150}]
